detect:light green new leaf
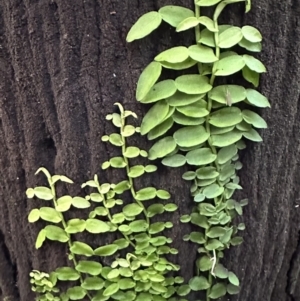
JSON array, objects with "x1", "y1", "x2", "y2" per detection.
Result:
[
  {"x1": 239, "y1": 38, "x2": 262, "y2": 52},
  {"x1": 123, "y1": 146, "x2": 140, "y2": 158},
  {"x1": 198, "y1": 16, "x2": 218, "y2": 32},
  {"x1": 175, "y1": 75, "x2": 212, "y2": 94},
  {"x1": 126, "y1": 12, "x2": 162, "y2": 42},
  {"x1": 155, "y1": 46, "x2": 189, "y2": 63},
  {"x1": 213, "y1": 55, "x2": 245, "y2": 76},
  {"x1": 70, "y1": 241, "x2": 94, "y2": 257},
  {"x1": 242, "y1": 110, "x2": 267, "y2": 128},
  {"x1": 189, "y1": 276, "x2": 210, "y2": 291},
  {"x1": 209, "y1": 283, "x2": 227, "y2": 299},
  {"x1": 156, "y1": 189, "x2": 171, "y2": 199},
  {"x1": 203, "y1": 184, "x2": 224, "y2": 199},
  {"x1": 196, "y1": 0, "x2": 222, "y2": 6},
  {"x1": 108, "y1": 133, "x2": 123, "y2": 146},
  {"x1": 242, "y1": 25, "x2": 262, "y2": 42},
  {"x1": 67, "y1": 286, "x2": 86, "y2": 300},
  {"x1": 56, "y1": 195, "x2": 72, "y2": 212},
  {"x1": 243, "y1": 128, "x2": 263, "y2": 142},
  {"x1": 173, "y1": 125, "x2": 209, "y2": 147},
  {"x1": 72, "y1": 197, "x2": 91, "y2": 209},
  {"x1": 176, "y1": 17, "x2": 199, "y2": 32},
  {"x1": 217, "y1": 144, "x2": 238, "y2": 164},
  {"x1": 176, "y1": 100, "x2": 209, "y2": 118},
  {"x1": 148, "y1": 136, "x2": 177, "y2": 160},
  {"x1": 188, "y1": 45, "x2": 218, "y2": 63},
  {"x1": 56, "y1": 267, "x2": 80, "y2": 281},
  {"x1": 35, "y1": 229, "x2": 46, "y2": 249},
  {"x1": 172, "y1": 111, "x2": 205, "y2": 126},
  {"x1": 167, "y1": 92, "x2": 203, "y2": 107},
  {"x1": 186, "y1": 148, "x2": 217, "y2": 165},
  {"x1": 144, "y1": 165, "x2": 157, "y2": 173},
  {"x1": 243, "y1": 54, "x2": 266, "y2": 73},
  {"x1": 164, "y1": 203, "x2": 178, "y2": 212},
  {"x1": 147, "y1": 117, "x2": 174, "y2": 140},
  {"x1": 39, "y1": 207, "x2": 62, "y2": 223},
  {"x1": 33, "y1": 186, "x2": 53, "y2": 200},
  {"x1": 209, "y1": 107, "x2": 243, "y2": 127},
  {"x1": 119, "y1": 278, "x2": 136, "y2": 290},
  {"x1": 218, "y1": 27, "x2": 243, "y2": 48},
  {"x1": 140, "y1": 100, "x2": 169, "y2": 135},
  {"x1": 128, "y1": 165, "x2": 145, "y2": 178},
  {"x1": 85, "y1": 219, "x2": 110, "y2": 234},
  {"x1": 94, "y1": 244, "x2": 119, "y2": 256},
  {"x1": 209, "y1": 85, "x2": 246, "y2": 104},
  {"x1": 136, "y1": 187, "x2": 157, "y2": 201},
  {"x1": 122, "y1": 125, "x2": 135, "y2": 137},
  {"x1": 199, "y1": 28, "x2": 215, "y2": 47},
  {"x1": 136, "y1": 62, "x2": 162, "y2": 101},
  {"x1": 242, "y1": 66, "x2": 260, "y2": 87},
  {"x1": 28, "y1": 208, "x2": 40, "y2": 223},
  {"x1": 246, "y1": 89, "x2": 270, "y2": 107},
  {"x1": 45, "y1": 225, "x2": 69, "y2": 243},
  {"x1": 162, "y1": 154, "x2": 186, "y2": 167},
  {"x1": 141, "y1": 80, "x2": 177, "y2": 104},
  {"x1": 110, "y1": 157, "x2": 127, "y2": 168},
  {"x1": 65, "y1": 219, "x2": 86, "y2": 234},
  {"x1": 158, "y1": 5, "x2": 194, "y2": 27},
  {"x1": 81, "y1": 277, "x2": 105, "y2": 290},
  {"x1": 211, "y1": 130, "x2": 243, "y2": 147},
  {"x1": 123, "y1": 203, "x2": 144, "y2": 217},
  {"x1": 129, "y1": 220, "x2": 149, "y2": 232}
]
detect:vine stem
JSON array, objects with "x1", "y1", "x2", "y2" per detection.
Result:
[{"x1": 49, "y1": 180, "x2": 92, "y2": 301}]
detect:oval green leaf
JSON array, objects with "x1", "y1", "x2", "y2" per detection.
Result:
[
  {"x1": 218, "y1": 26, "x2": 243, "y2": 48},
  {"x1": 173, "y1": 125, "x2": 209, "y2": 147},
  {"x1": 242, "y1": 109, "x2": 267, "y2": 128},
  {"x1": 148, "y1": 136, "x2": 177, "y2": 160},
  {"x1": 246, "y1": 89, "x2": 270, "y2": 108},
  {"x1": 186, "y1": 148, "x2": 217, "y2": 166},
  {"x1": 175, "y1": 75, "x2": 212, "y2": 94},
  {"x1": 213, "y1": 55, "x2": 245, "y2": 76},
  {"x1": 188, "y1": 45, "x2": 218, "y2": 63},
  {"x1": 209, "y1": 85, "x2": 246, "y2": 105},
  {"x1": 94, "y1": 244, "x2": 119, "y2": 256},
  {"x1": 209, "y1": 107, "x2": 243, "y2": 127},
  {"x1": 162, "y1": 154, "x2": 186, "y2": 167},
  {"x1": 158, "y1": 5, "x2": 194, "y2": 27},
  {"x1": 155, "y1": 46, "x2": 189, "y2": 63},
  {"x1": 211, "y1": 130, "x2": 243, "y2": 147}
]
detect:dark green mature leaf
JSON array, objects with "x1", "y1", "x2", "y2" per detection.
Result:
[
  {"x1": 140, "y1": 100, "x2": 169, "y2": 135},
  {"x1": 209, "y1": 107, "x2": 243, "y2": 127},
  {"x1": 67, "y1": 286, "x2": 86, "y2": 300},
  {"x1": 162, "y1": 154, "x2": 186, "y2": 167},
  {"x1": 126, "y1": 11, "x2": 162, "y2": 42},
  {"x1": 155, "y1": 46, "x2": 189, "y2": 63},
  {"x1": 207, "y1": 227, "x2": 226, "y2": 238},
  {"x1": 197, "y1": 255, "x2": 213, "y2": 271},
  {"x1": 227, "y1": 283, "x2": 241, "y2": 294},
  {"x1": 188, "y1": 45, "x2": 218, "y2": 63},
  {"x1": 190, "y1": 232, "x2": 206, "y2": 244},
  {"x1": 214, "y1": 264, "x2": 228, "y2": 279},
  {"x1": 76, "y1": 261, "x2": 102, "y2": 276},
  {"x1": 212, "y1": 130, "x2": 243, "y2": 147},
  {"x1": 94, "y1": 244, "x2": 119, "y2": 256},
  {"x1": 147, "y1": 118, "x2": 174, "y2": 140},
  {"x1": 242, "y1": 110, "x2": 267, "y2": 128},
  {"x1": 158, "y1": 5, "x2": 194, "y2": 27},
  {"x1": 136, "y1": 62, "x2": 162, "y2": 101},
  {"x1": 148, "y1": 136, "x2": 177, "y2": 160},
  {"x1": 55, "y1": 267, "x2": 80, "y2": 281},
  {"x1": 246, "y1": 89, "x2": 270, "y2": 107},
  {"x1": 189, "y1": 276, "x2": 210, "y2": 291},
  {"x1": 186, "y1": 148, "x2": 217, "y2": 165},
  {"x1": 209, "y1": 283, "x2": 227, "y2": 299},
  {"x1": 173, "y1": 125, "x2": 209, "y2": 147},
  {"x1": 175, "y1": 75, "x2": 212, "y2": 94},
  {"x1": 70, "y1": 242, "x2": 94, "y2": 257},
  {"x1": 205, "y1": 239, "x2": 224, "y2": 250},
  {"x1": 45, "y1": 225, "x2": 69, "y2": 243},
  {"x1": 213, "y1": 55, "x2": 245, "y2": 76}
]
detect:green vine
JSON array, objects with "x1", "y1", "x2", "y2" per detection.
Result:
[
  {"x1": 126, "y1": 0, "x2": 269, "y2": 300},
  {"x1": 27, "y1": 104, "x2": 183, "y2": 301}
]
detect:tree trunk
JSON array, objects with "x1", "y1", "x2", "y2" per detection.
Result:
[{"x1": 0, "y1": 0, "x2": 299, "y2": 300}]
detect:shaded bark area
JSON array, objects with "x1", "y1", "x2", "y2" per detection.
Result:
[{"x1": 0, "y1": 0, "x2": 299, "y2": 300}]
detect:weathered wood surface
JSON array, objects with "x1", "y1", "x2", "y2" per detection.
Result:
[{"x1": 0, "y1": 0, "x2": 299, "y2": 300}]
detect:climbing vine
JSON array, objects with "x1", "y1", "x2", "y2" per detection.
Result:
[
  {"x1": 126, "y1": 0, "x2": 269, "y2": 300},
  {"x1": 27, "y1": 104, "x2": 182, "y2": 301}
]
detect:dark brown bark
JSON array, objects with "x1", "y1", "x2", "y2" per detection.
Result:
[{"x1": 0, "y1": 0, "x2": 299, "y2": 300}]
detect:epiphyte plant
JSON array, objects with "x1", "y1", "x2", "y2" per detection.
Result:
[
  {"x1": 27, "y1": 103, "x2": 185, "y2": 301},
  {"x1": 127, "y1": 0, "x2": 269, "y2": 300}
]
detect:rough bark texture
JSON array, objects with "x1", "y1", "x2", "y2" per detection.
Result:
[{"x1": 0, "y1": 0, "x2": 299, "y2": 300}]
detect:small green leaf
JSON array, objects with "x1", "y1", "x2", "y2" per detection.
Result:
[
  {"x1": 196, "y1": 166, "x2": 219, "y2": 179},
  {"x1": 72, "y1": 197, "x2": 91, "y2": 209},
  {"x1": 206, "y1": 239, "x2": 224, "y2": 250},
  {"x1": 242, "y1": 109, "x2": 267, "y2": 128},
  {"x1": 65, "y1": 219, "x2": 86, "y2": 234},
  {"x1": 114, "y1": 180, "x2": 131, "y2": 194},
  {"x1": 239, "y1": 38, "x2": 262, "y2": 52},
  {"x1": 160, "y1": 58, "x2": 197, "y2": 70},
  {"x1": 26, "y1": 188, "x2": 35, "y2": 198},
  {"x1": 243, "y1": 128, "x2": 263, "y2": 142},
  {"x1": 213, "y1": 55, "x2": 245, "y2": 76},
  {"x1": 176, "y1": 17, "x2": 199, "y2": 32},
  {"x1": 214, "y1": 264, "x2": 229, "y2": 279},
  {"x1": 126, "y1": 11, "x2": 162, "y2": 42},
  {"x1": 246, "y1": 89, "x2": 270, "y2": 107},
  {"x1": 209, "y1": 107, "x2": 243, "y2": 127},
  {"x1": 33, "y1": 187, "x2": 53, "y2": 200},
  {"x1": 70, "y1": 242, "x2": 94, "y2": 257},
  {"x1": 56, "y1": 267, "x2": 79, "y2": 281},
  {"x1": 140, "y1": 100, "x2": 169, "y2": 135},
  {"x1": 217, "y1": 144, "x2": 238, "y2": 164},
  {"x1": 136, "y1": 187, "x2": 157, "y2": 201},
  {"x1": 90, "y1": 193, "x2": 103, "y2": 203},
  {"x1": 189, "y1": 276, "x2": 210, "y2": 291},
  {"x1": 218, "y1": 26, "x2": 243, "y2": 48},
  {"x1": 159, "y1": 5, "x2": 194, "y2": 28},
  {"x1": 172, "y1": 111, "x2": 205, "y2": 126},
  {"x1": 164, "y1": 203, "x2": 178, "y2": 212},
  {"x1": 198, "y1": 16, "x2": 218, "y2": 31},
  {"x1": 45, "y1": 225, "x2": 69, "y2": 243},
  {"x1": 148, "y1": 136, "x2": 177, "y2": 160},
  {"x1": 211, "y1": 130, "x2": 243, "y2": 147},
  {"x1": 122, "y1": 125, "x2": 136, "y2": 137},
  {"x1": 128, "y1": 165, "x2": 145, "y2": 178},
  {"x1": 176, "y1": 284, "x2": 191, "y2": 296},
  {"x1": 94, "y1": 244, "x2": 119, "y2": 256},
  {"x1": 166, "y1": 91, "x2": 203, "y2": 107},
  {"x1": 197, "y1": 255, "x2": 213, "y2": 271},
  {"x1": 203, "y1": 184, "x2": 224, "y2": 199},
  {"x1": 81, "y1": 277, "x2": 104, "y2": 290},
  {"x1": 129, "y1": 220, "x2": 149, "y2": 232},
  {"x1": 243, "y1": 54, "x2": 266, "y2": 73},
  {"x1": 85, "y1": 219, "x2": 110, "y2": 234},
  {"x1": 123, "y1": 203, "x2": 143, "y2": 217},
  {"x1": 242, "y1": 66, "x2": 260, "y2": 87},
  {"x1": 207, "y1": 227, "x2": 226, "y2": 238},
  {"x1": 75, "y1": 261, "x2": 102, "y2": 276},
  {"x1": 157, "y1": 189, "x2": 171, "y2": 199},
  {"x1": 209, "y1": 85, "x2": 246, "y2": 105},
  {"x1": 56, "y1": 195, "x2": 72, "y2": 212},
  {"x1": 67, "y1": 286, "x2": 86, "y2": 300},
  {"x1": 209, "y1": 283, "x2": 227, "y2": 299},
  {"x1": 182, "y1": 171, "x2": 196, "y2": 180},
  {"x1": 147, "y1": 204, "x2": 165, "y2": 218},
  {"x1": 173, "y1": 125, "x2": 209, "y2": 147},
  {"x1": 145, "y1": 165, "x2": 157, "y2": 172},
  {"x1": 109, "y1": 133, "x2": 123, "y2": 146},
  {"x1": 110, "y1": 157, "x2": 127, "y2": 168},
  {"x1": 228, "y1": 271, "x2": 240, "y2": 286},
  {"x1": 186, "y1": 148, "x2": 217, "y2": 166},
  {"x1": 35, "y1": 229, "x2": 46, "y2": 249},
  {"x1": 141, "y1": 80, "x2": 177, "y2": 104},
  {"x1": 176, "y1": 100, "x2": 209, "y2": 118},
  {"x1": 188, "y1": 45, "x2": 218, "y2": 63},
  {"x1": 196, "y1": 0, "x2": 221, "y2": 5},
  {"x1": 155, "y1": 46, "x2": 189, "y2": 63},
  {"x1": 123, "y1": 146, "x2": 140, "y2": 158},
  {"x1": 175, "y1": 75, "x2": 212, "y2": 94},
  {"x1": 190, "y1": 232, "x2": 206, "y2": 244},
  {"x1": 147, "y1": 118, "x2": 174, "y2": 140},
  {"x1": 119, "y1": 278, "x2": 136, "y2": 290},
  {"x1": 242, "y1": 25, "x2": 262, "y2": 42},
  {"x1": 162, "y1": 154, "x2": 186, "y2": 167},
  {"x1": 28, "y1": 208, "x2": 40, "y2": 222},
  {"x1": 136, "y1": 62, "x2": 162, "y2": 101},
  {"x1": 227, "y1": 283, "x2": 241, "y2": 294}
]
